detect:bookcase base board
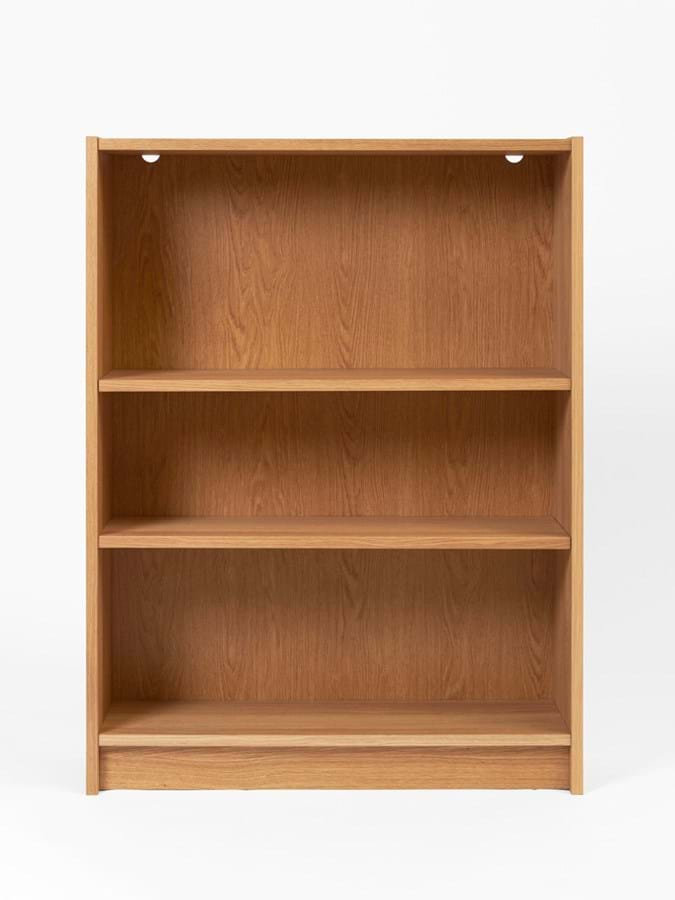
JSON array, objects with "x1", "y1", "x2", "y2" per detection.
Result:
[{"x1": 100, "y1": 747, "x2": 570, "y2": 790}]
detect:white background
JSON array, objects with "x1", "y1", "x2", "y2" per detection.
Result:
[{"x1": 1, "y1": 1, "x2": 674, "y2": 897}]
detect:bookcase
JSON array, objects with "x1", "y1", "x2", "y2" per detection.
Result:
[{"x1": 86, "y1": 138, "x2": 583, "y2": 793}]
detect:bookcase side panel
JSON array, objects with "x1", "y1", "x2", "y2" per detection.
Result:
[
  {"x1": 569, "y1": 137, "x2": 583, "y2": 794},
  {"x1": 550, "y1": 141, "x2": 583, "y2": 794},
  {"x1": 86, "y1": 138, "x2": 113, "y2": 793}
]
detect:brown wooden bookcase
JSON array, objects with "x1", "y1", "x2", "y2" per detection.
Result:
[{"x1": 86, "y1": 138, "x2": 583, "y2": 793}]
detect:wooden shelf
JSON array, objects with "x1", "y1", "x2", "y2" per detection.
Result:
[
  {"x1": 99, "y1": 516, "x2": 570, "y2": 549},
  {"x1": 100, "y1": 368, "x2": 571, "y2": 393},
  {"x1": 99, "y1": 138, "x2": 573, "y2": 155},
  {"x1": 100, "y1": 700, "x2": 571, "y2": 749}
]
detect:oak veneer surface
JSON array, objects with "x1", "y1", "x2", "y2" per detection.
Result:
[
  {"x1": 100, "y1": 747, "x2": 570, "y2": 790},
  {"x1": 550, "y1": 140, "x2": 583, "y2": 792},
  {"x1": 110, "y1": 393, "x2": 558, "y2": 517},
  {"x1": 100, "y1": 138, "x2": 572, "y2": 154},
  {"x1": 86, "y1": 139, "x2": 113, "y2": 794},
  {"x1": 89, "y1": 137, "x2": 583, "y2": 793},
  {"x1": 569, "y1": 138, "x2": 584, "y2": 793},
  {"x1": 109, "y1": 154, "x2": 557, "y2": 370},
  {"x1": 100, "y1": 700, "x2": 570, "y2": 747},
  {"x1": 100, "y1": 515, "x2": 570, "y2": 549},
  {"x1": 110, "y1": 550, "x2": 556, "y2": 702},
  {"x1": 100, "y1": 368, "x2": 571, "y2": 392},
  {"x1": 551, "y1": 154, "x2": 574, "y2": 752}
]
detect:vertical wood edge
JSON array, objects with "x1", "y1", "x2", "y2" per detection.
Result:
[
  {"x1": 570, "y1": 136, "x2": 584, "y2": 793},
  {"x1": 86, "y1": 136, "x2": 100, "y2": 794}
]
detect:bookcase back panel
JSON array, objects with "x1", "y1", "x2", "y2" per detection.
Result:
[
  {"x1": 110, "y1": 392, "x2": 557, "y2": 517},
  {"x1": 108, "y1": 154, "x2": 556, "y2": 369},
  {"x1": 111, "y1": 550, "x2": 555, "y2": 702}
]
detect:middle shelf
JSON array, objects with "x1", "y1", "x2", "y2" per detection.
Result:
[
  {"x1": 99, "y1": 516, "x2": 570, "y2": 549},
  {"x1": 99, "y1": 368, "x2": 572, "y2": 393}
]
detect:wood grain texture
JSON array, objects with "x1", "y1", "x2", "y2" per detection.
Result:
[
  {"x1": 110, "y1": 550, "x2": 555, "y2": 702},
  {"x1": 552, "y1": 550, "x2": 572, "y2": 723},
  {"x1": 100, "y1": 516, "x2": 570, "y2": 549},
  {"x1": 100, "y1": 700, "x2": 570, "y2": 748},
  {"x1": 109, "y1": 154, "x2": 557, "y2": 369},
  {"x1": 90, "y1": 137, "x2": 583, "y2": 792},
  {"x1": 100, "y1": 368, "x2": 571, "y2": 392},
  {"x1": 86, "y1": 136, "x2": 100, "y2": 795},
  {"x1": 99, "y1": 746, "x2": 570, "y2": 789},
  {"x1": 553, "y1": 156, "x2": 572, "y2": 379},
  {"x1": 569, "y1": 137, "x2": 584, "y2": 794},
  {"x1": 99, "y1": 138, "x2": 573, "y2": 154},
  {"x1": 549, "y1": 139, "x2": 583, "y2": 794},
  {"x1": 551, "y1": 149, "x2": 573, "y2": 744},
  {"x1": 111, "y1": 393, "x2": 558, "y2": 517},
  {"x1": 86, "y1": 138, "x2": 112, "y2": 794}
]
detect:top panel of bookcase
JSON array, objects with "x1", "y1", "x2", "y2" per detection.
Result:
[{"x1": 98, "y1": 138, "x2": 574, "y2": 154}]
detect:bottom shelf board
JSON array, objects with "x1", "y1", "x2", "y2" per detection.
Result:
[
  {"x1": 100, "y1": 700, "x2": 571, "y2": 749},
  {"x1": 99, "y1": 516, "x2": 571, "y2": 549}
]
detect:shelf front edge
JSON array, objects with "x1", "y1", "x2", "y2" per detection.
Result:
[
  {"x1": 98, "y1": 138, "x2": 573, "y2": 155},
  {"x1": 99, "y1": 369, "x2": 571, "y2": 393},
  {"x1": 99, "y1": 732, "x2": 570, "y2": 748}
]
